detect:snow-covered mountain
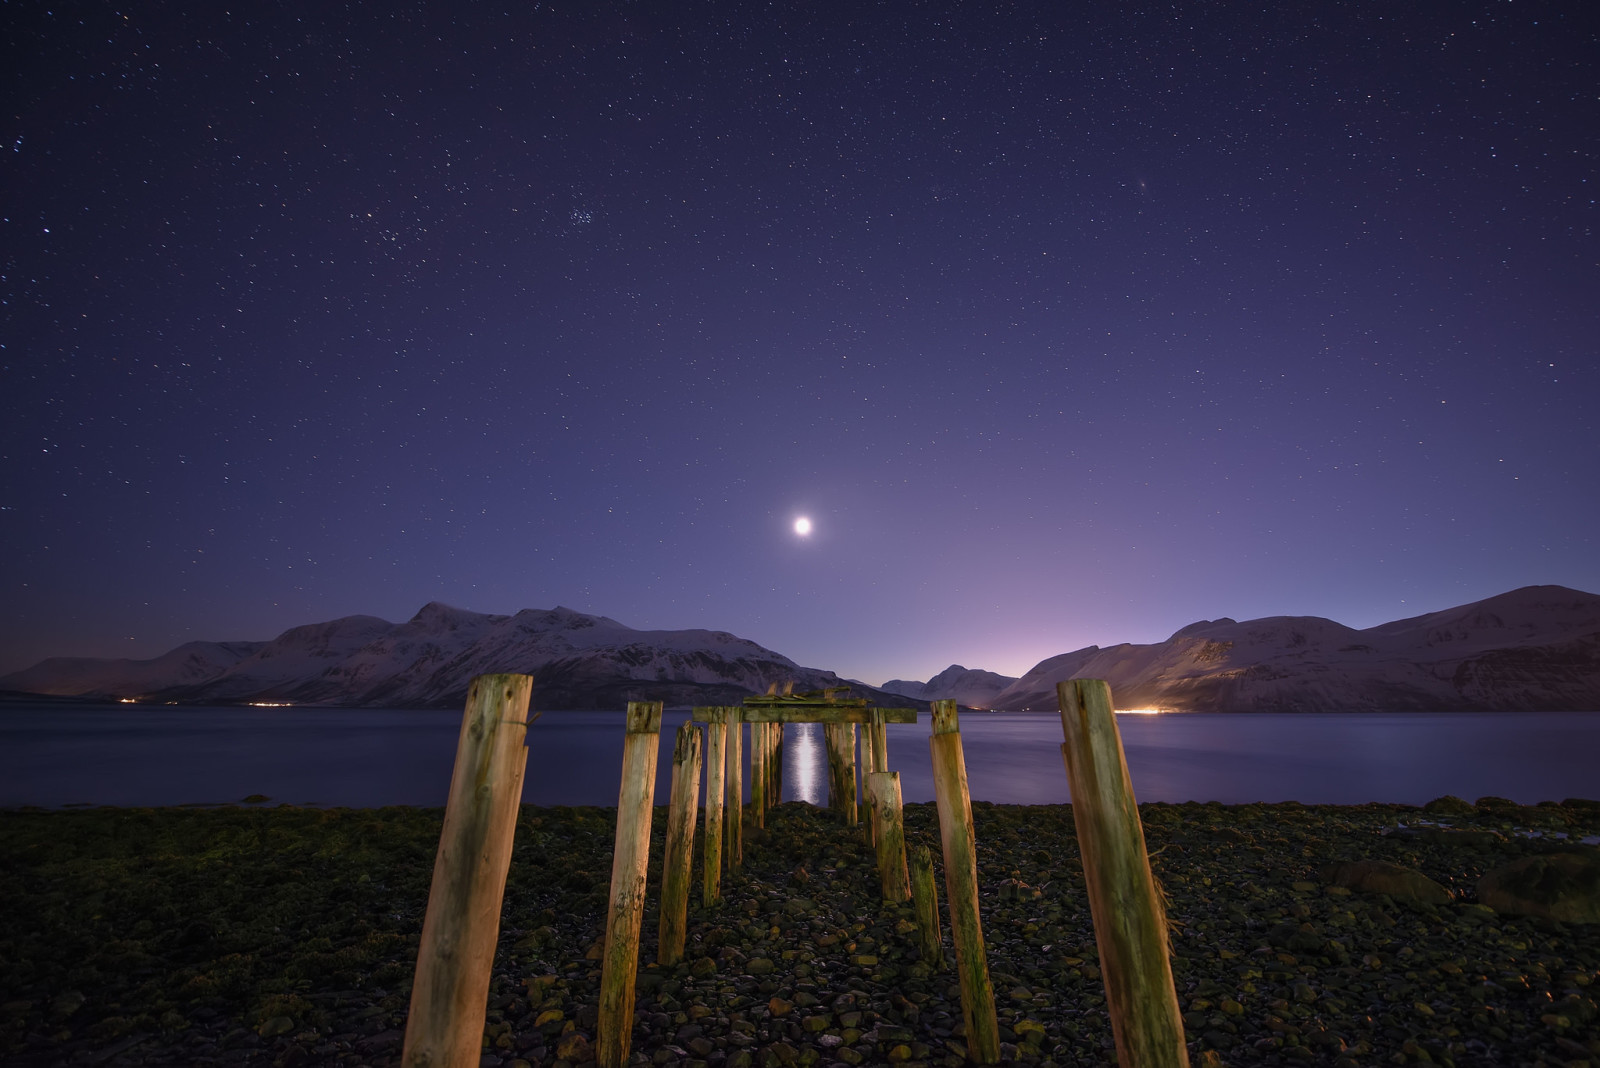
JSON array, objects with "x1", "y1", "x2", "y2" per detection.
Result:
[
  {"x1": 6, "y1": 585, "x2": 1597, "y2": 712},
  {"x1": 880, "y1": 664, "x2": 1019, "y2": 709},
  {"x1": 987, "y1": 585, "x2": 1600, "y2": 713},
  {"x1": 0, "y1": 603, "x2": 912, "y2": 710}
]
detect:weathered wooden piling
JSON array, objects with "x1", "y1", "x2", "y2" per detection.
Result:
[
  {"x1": 726, "y1": 710, "x2": 743, "y2": 868},
  {"x1": 402, "y1": 674, "x2": 533, "y2": 1068},
  {"x1": 597, "y1": 702, "x2": 663, "y2": 1068},
  {"x1": 1057, "y1": 680, "x2": 1189, "y2": 1068},
  {"x1": 824, "y1": 722, "x2": 854, "y2": 823},
  {"x1": 832, "y1": 722, "x2": 844, "y2": 812},
  {"x1": 928, "y1": 700, "x2": 999, "y2": 1065},
  {"x1": 759, "y1": 721, "x2": 772, "y2": 811},
  {"x1": 867, "y1": 771, "x2": 911, "y2": 902},
  {"x1": 825, "y1": 722, "x2": 858, "y2": 825},
  {"x1": 658, "y1": 721, "x2": 703, "y2": 967},
  {"x1": 861, "y1": 719, "x2": 879, "y2": 845},
  {"x1": 771, "y1": 722, "x2": 783, "y2": 806},
  {"x1": 866, "y1": 709, "x2": 890, "y2": 844},
  {"x1": 701, "y1": 711, "x2": 728, "y2": 906},
  {"x1": 845, "y1": 723, "x2": 858, "y2": 823},
  {"x1": 751, "y1": 721, "x2": 769, "y2": 828},
  {"x1": 868, "y1": 706, "x2": 889, "y2": 772},
  {"x1": 909, "y1": 844, "x2": 943, "y2": 968},
  {"x1": 766, "y1": 721, "x2": 778, "y2": 811}
]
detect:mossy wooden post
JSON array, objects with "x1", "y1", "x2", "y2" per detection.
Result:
[
  {"x1": 597, "y1": 702, "x2": 663, "y2": 1068},
  {"x1": 867, "y1": 771, "x2": 911, "y2": 902},
  {"x1": 750, "y1": 721, "x2": 769, "y2": 829},
  {"x1": 909, "y1": 844, "x2": 943, "y2": 967},
  {"x1": 726, "y1": 709, "x2": 743, "y2": 869},
  {"x1": 759, "y1": 720, "x2": 772, "y2": 811},
  {"x1": 869, "y1": 706, "x2": 889, "y2": 772},
  {"x1": 861, "y1": 717, "x2": 879, "y2": 845},
  {"x1": 701, "y1": 710, "x2": 727, "y2": 906},
  {"x1": 847, "y1": 723, "x2": 860, "y2": 825},
  {"x1": 823, "y1": 722, "x2": 839, "y2": 810},
  {"x1": 402, "y1": 674, "x2": 533, "y2": 1068},
  {"x1": 824, "y1": 722, "x2": 857, "y2": 824},
  {"x1": 659, "y1": 721, "x2": 702, "y2": 967},
  {"x1": 839, "y1": 723, "x2": 858, "y2": 825},
  {"x1": 929, "y1": 699, "x2": 999, "y2": 1064},
  {"x1": 1057, "y1": 680, "x2": 1188, "y2": 1068},
  {"x1": 771, "y1": 722, "x2": 784, "y2": 806},
  {"x1": 764, "y1": 721, "x2": 776, "y2": 808}
]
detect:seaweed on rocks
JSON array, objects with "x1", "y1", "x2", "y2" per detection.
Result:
[{"x1": 2, "y1": 798, "x2": 1598, "y2": 1067}]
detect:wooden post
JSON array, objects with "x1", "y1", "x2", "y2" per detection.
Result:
[
  {"x1": 597, "y1": 702, "x2": 663, "y2": 1068},
  {"x1": 1057, "y1": 680, "x2": 1189, "y2": 1068},
  {"x1": 726, "y1": 710, "x2": 743, "y2": 869},
  {"x1": 658, "y1": 721, "x2": 703, "y2": 967},
  {"x1": 751, "y1": 721, "x2": 768, "y2": 829},
  {"x1": 402, "y1": 674, "x2": 533, "y2": 1068},
  {"x1": 867, "y1": 771, "x2": 911, "y2": 902},
  {"x1": 765, "y1": 721, "x2": 777, "y2": 822},
  {"x1": 869, "y1": 707, "x2": 889, "y2": 772},
  {"x1": 764, "y1": 720, "x2": 776, "y2": 808},
  {"x1": 846, "y1": 723, "x2": 859, "y2": 825},
  {"x1": 771, "y1": 722, "x2": 783, "y2": 806},
  {"x1": 928, "y1": 700, "x2": 999, "y2": 1065},
  {"x1": 702, "y1": 712, "x2": 727, "y2": 906},
  {"x1": 827, "y1": 722, "x2": 858, "y2": 825},
  {"x1": 824, "y1": 722, "x2": 856, "y2": 824},
  {"x1": 824, "y1": 722, "x2": 839, "y2": 810},
  {"x1": 870, "y1": 713, "x2": 883, "y2": 844},
  {"x1": 910, "y1": 844, "x2": 943, "y2": 968}
]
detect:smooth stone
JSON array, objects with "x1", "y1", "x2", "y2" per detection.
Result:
[
  {"x1": 1320, "y1": 859, "x2": 1453, "y2": 905},
  {"x1": 1477, "y1": 850, "x2": 1600, "y2": 923}
]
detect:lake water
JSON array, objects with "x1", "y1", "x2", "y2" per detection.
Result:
[{"x1": 2, "y1": 705, "x2": 1598, "y2": 809}]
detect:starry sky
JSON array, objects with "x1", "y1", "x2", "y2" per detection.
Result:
[{"x1": 3, "y1": 1, "x2": 1597, "y2": 685}]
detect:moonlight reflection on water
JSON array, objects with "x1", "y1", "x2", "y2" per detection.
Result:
[{"x1": 1, "y1": 706, "x2": 1597, "y2": 808}]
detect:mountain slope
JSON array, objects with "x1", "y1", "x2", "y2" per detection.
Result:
[
  {"x1": 880, "y1": 664, "x2": 1019, "y2": 708},
  {"x1": 5, "y1": 585, "x2": 1596, "y2": 712},
  {"x1": 0, "y1": 604, "x2": 913, "y2": 710},
  {"x1": 988, "y1": 585, "x2": 1600, "y2": 712}
]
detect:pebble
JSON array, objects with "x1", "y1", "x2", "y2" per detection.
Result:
[{"x1": 3, "y1": 798, "x2": 1600, "y2": 1065}]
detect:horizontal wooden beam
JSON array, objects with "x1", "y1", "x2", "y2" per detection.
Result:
[
  {"x1": 739, "y1": 706, "x2": 918, "y2": 724},
  {"x1": 690, "y1": 706, "x2": 744, "y2": 723}
]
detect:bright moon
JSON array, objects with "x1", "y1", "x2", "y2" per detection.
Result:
[{"x1": 793, "y1": 516, "x2": 812, "y2": 536}]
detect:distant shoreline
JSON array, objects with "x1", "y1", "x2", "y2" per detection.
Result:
[{"x1": 6, "y1": 693, "x2": 1600, "y2": 715}]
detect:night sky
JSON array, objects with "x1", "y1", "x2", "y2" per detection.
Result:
[{"x1": 4, "y1": 2, "x2": 1597, "y2": 685}]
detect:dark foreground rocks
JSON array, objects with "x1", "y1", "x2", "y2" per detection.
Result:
[
  {"x1": 2, "y1": 798, "x2": 1598, "y2": 1067},
  {"x1": 1478, "y1": 852, "x2": 1600, "y2": 925}
]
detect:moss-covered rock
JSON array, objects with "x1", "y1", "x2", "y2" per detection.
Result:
[{"x1": 1478, "y1": 849, "x2": 1600, "y2": 923}]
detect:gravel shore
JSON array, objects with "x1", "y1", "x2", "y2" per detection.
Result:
[{"x1": 3, "y1": 797, "x2": 1597, "y2": 1067}]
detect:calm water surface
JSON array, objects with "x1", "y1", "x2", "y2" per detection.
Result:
[{"x1": 2, "y1": 705, "x2": 1597, "y2": 808}]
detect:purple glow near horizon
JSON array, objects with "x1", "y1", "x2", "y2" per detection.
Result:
[{"x1": 2, "y1": 3, "x2": 1596, "y2": 684}]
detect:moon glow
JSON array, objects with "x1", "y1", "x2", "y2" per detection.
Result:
[{"x1": 794, "y1": 516, "x2": 813, "y2": 536}]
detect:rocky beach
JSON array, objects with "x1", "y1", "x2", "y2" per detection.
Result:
[{"x1": 3, "y1": 797, "x2": 1597, "y2": 1068}]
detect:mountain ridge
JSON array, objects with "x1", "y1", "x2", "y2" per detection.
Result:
[
  {"x1": 880, "y1": 664, "x2": 1020, "y2": 709},
  {"x1": 3, "y1": 585, "x2": 1596, "y2": 712},
  {"x1": 987, "y1": 584, "x2": 1600, "y2": 712},
  {"x1": 0, "y1": 604, "x2": 917, "y2": 711}
]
